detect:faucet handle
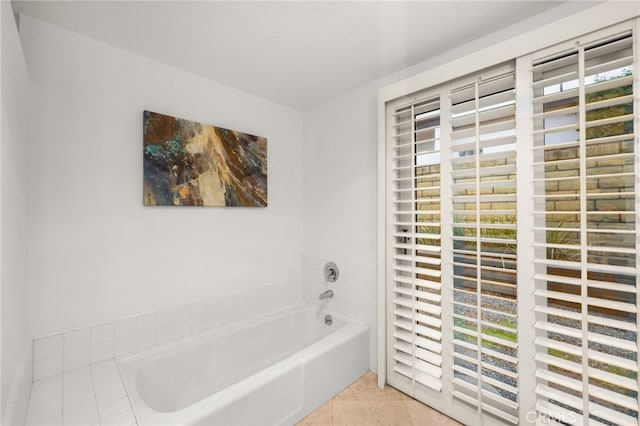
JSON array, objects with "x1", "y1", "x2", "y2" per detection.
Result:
[{"x1": 324, "y1": 262, "x2": 339, "y2": 283}]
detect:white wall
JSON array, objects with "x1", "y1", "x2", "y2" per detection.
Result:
[
  {"x1": 20, "y1": 16, "x2": 304, "y2": 338},
  {"x1": 303, "y1": 83, "x2": 379, "y2": 267},
  {"x1": 302, "y1": 78, "x2": 382, "y2": 371},
  {"x1": 1, "y1": 1, "x2": 32, "y2": 422}
]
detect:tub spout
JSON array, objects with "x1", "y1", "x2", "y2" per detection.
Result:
[{"x1": 319, "y1": 290, "x2": 334, "y2": 300}]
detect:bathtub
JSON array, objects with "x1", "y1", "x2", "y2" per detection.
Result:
[{"x1": 118, "y1": 304, "x2": 370, "y2": 425}]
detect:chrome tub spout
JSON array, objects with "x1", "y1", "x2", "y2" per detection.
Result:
[{"x1": 319, "y1": 290, "x2": 334, "y2": 300}]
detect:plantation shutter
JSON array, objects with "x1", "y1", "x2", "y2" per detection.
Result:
[
  {"x1": 531, "y1": 29, "x2": 639, "y2": 426},
  {"x1": 385, "y1": 19, "x2": 639, "y2": 426},
  {"x1": 389, "y1": 96, "x2": 444, "y2": 393},
  {"x1": 449, "y1": 67, "x2": 519, "y2": 424}
]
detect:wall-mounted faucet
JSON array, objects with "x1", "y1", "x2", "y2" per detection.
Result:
[{"x1": 319, "y1": 289, "x2": 334, "y2": 300}]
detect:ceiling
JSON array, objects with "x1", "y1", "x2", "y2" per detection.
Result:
[{"x1": 12, "y1": 1, "x2": 599, "y2": 110}]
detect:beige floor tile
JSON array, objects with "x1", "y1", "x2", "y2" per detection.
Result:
[
  {"x1": 333, "y1": 400, "x2": 412, "y2": 426},
  {"x1": 298, "y1": 371, "x2": 464, "y2": 426},
  {"x1": 398, "y1": 391, "x2": 414, "y2": 401},
  {"x1": 296, "y1": 399, "x2": 333, "y2": 426},
  {"x1": 333, "y1": 372, "x2": 405, "y2": 401},
  {"x1": 403, "y1": 399, "x2": 463, "y2": 426}
]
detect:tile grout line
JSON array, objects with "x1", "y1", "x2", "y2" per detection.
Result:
[
  {"x1": 60, "y1": 353, "x2": 65, "y2": 425},
  {"x1": 402, "y1": 398, "x2": 414, "y2": 426},
  {"x1": 330, "y1": 399, "x2": 333, "y2": 425},
  {"x1": 115, "y1": 358, "x2": 140, "y2": 426},
  {"x1": 89, "y1": 364, "x2": 100, "y2": 425}
]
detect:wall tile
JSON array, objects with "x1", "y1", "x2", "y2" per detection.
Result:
[
  {"x1": 246, "y1": 290, "x2": 260, "y2": 317},
  {"x1": 155, "y1": 308, "x2": 174, "y2": 328},
  {"x1": 25, "y1": 381, "x2": 62, "y2": 425},
  {"x1": 94, "y1": 377, "x2": 126, "y2": 406},
  {"x1": 156, "y1": 324, "x2": 175, "y2": 345},
  {"x1": 91, "y1": 341, "x2": 114, "y2": 364},
  {"x1": 285, "y1": 280, "x2": 303, "y2": 305},
  {"x1": 114, "y1": 335, "x2": 136, "y2": 357},
  {"x1": 136, "y1": 313, "x2": 155, "y2": 332},
  {"x1": 34, "y1": 355, "x2": 63, "y2": 381},
  {"x1": 63, "y1": 348, "x2": 91, "y2": 372},
  {"x1": 91, "y1": 359, "x2": 118, "y2": 379},
  {"x1": 174, "y1": 321, "x2": 191, "y2": 339},
  {"x1": 205, "y1": 315, "x2": 220, "y2": 330},
  {"x1": 64, "y1": 329, "x2": 90, "y2": 353},
  {"x1": 91, "y1": 323, "x2": 114, "y2": 345},
  {"x1": 206, "y1": 298, "x2": 222, "y2": 327},
  {"x1": 33, "y1": 282, "x2": 306, "y2": 378},
  {"x1": 219, "y1": 296, "x2": 234, "y2": 324},
  {"x1": 101, "y1": 409, "x2": 136, "y2": 426},
  {"x1": 191, "y1": 300, "x2": 206, "y2": 319},
  {"x1": 30, "y1": 375, "x2": 61, "y2": 401},
  {"x1": 97, "y1": 397, "x2": 131, "y2": 423},
  {"x1": 173, "y1": 304, "x2": 191, "y2": 324},
  {"x1": 232, "y1": 298, "x2": 247, "y2": 322},
  {"x1": 136, "y1": 330, "x2": 156, "y2": 351},
  {"x1": 206, "y1": 297, "x2": 221, "y2": 316},
  {"x1": 63, "y1": 367, "x2": 93, "y2": 398},
  {"x1": 114, "y1": 318, "x2": 136, "y2": 338},
  {"x1": 191, "y1": 316, "x2": 207, "y2": 335},
  {"x1": 34, "y1": 335, "x2": 63, "y2": 361},
  {"x1": 62, "y1": 394, "x2": 99, "y2": 425},
  {"x1": 246, "y1": 288, "x2": 260, "y2": 306}
]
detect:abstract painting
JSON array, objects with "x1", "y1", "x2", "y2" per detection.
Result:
[{"x1": 143, "y1": 110, "x2": 267, "y2": 207}]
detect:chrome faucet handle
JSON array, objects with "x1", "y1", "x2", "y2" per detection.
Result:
[{"x1": 324, "y1": 262, "x2": 339, "y2": 283}]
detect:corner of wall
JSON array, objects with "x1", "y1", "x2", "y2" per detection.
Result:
[
  {"x1": 0, "y1": 341, "x2": 33, "y2": 426},
  {"x1": 1, "y1": 1, "x2": 32, "y2": 423}
]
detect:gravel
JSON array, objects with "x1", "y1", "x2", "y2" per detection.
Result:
[{"x1": 449, "y1": 290, "x2": 638, "y2": 420}]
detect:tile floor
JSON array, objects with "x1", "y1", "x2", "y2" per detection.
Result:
[
  {"x1": 297, "y1": 372, "x2": 462, "y2": 426},
  {"x1": 26, "y1": 360, "x2": 135, "y2": 426},
  {"x1": 27, "y1": 366, "x2": 459, "y2": 426}
]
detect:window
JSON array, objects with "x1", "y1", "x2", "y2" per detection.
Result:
[
  {"x1": 532, "y1": 32, "x2": 637, "y2": 426},
  {"x1": 384, "y1": 20, "x2": 639, "y2": 426}
]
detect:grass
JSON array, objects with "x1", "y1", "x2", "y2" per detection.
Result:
[{"x1": 454, "y1": 317, "x2": 517, "y2": 344}]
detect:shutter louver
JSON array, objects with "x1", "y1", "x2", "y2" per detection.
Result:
[
  {"x1": 450, "y1": 69, "x2": 519, "y2": 424},
  {"x1": 532, "y1": 33, "x2": 639, "y2": 426},
  {"x1": 391, "y1": 97, "x2": 444, "y2": 393}
]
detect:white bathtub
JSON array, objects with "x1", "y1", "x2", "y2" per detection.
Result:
[{"x1": 118, "y1": 304, "x2": 370, "y2": 425}]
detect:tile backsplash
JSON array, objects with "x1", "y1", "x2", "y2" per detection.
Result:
[
  {"x1": 33, "y1": 280, "x2": 301, "y2": 381},
  {"x1": 302, "y1": 255, "x2": 377, "y2": 372}
]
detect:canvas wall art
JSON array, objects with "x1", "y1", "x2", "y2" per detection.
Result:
[{"x1": 143, "y1": 110, "x2": 267, "y2": 207}]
